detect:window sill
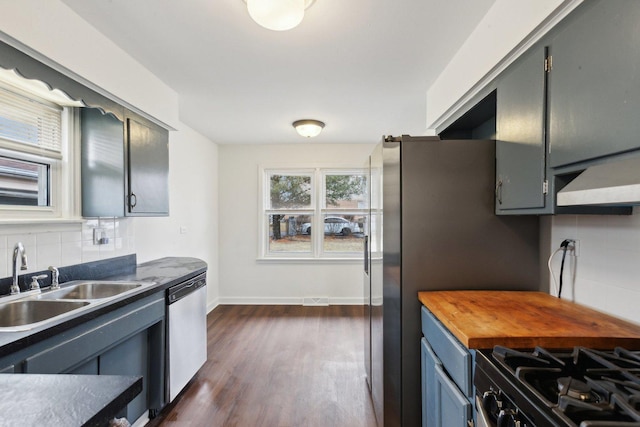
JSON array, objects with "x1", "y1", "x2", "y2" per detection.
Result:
[{"x1": 0, "y1": 217, "x2": 85, "y2": 233}]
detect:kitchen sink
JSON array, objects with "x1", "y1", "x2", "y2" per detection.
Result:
[
  {"x1": 0, "y1": 300, "x2": 90, "y2": 327},
  {"x1": 38, "y1": 281, "x2": 144, "y2": 300}
]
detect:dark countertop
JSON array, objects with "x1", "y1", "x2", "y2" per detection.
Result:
[
  {"x1": 0, "y1": 374, "x2": 142, "y2": 426},
  {"x1": 0, "y1": 256, "x2": 207, "y2": 357}
]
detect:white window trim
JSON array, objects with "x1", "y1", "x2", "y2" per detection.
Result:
[
  {"x1": 0, "y1": 106, "x2": 82, "y2": 223},
  {"x1": 258, "y1": 165, "x2": 367, "y2": 261}
]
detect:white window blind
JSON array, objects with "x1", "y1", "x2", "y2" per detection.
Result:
[{"x1": 0, "y1": 84, "x2": 63, "y2": 159}]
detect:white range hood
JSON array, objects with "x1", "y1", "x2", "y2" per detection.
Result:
[{"x1": 557, "y1": 156, "x2": 640, "y2": 206}]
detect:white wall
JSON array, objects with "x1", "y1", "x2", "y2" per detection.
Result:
[
  {"x1": 550, "y1": 212, "x2": 640, "y2": 325},
  {"x1": 0, "y1": 0, "x2": 219, "y2": 308},
  {"x1": 134, "y1": 125, "x2": 220, "y2": 309},
  {"x1": 218, "y1": 143, "x2": 375, "y2": 304}
]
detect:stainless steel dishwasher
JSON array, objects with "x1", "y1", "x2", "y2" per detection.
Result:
[{"x1": 166, "y1": 272, "x2": 207, "y2": 402}]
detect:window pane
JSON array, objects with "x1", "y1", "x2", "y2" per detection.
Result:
[
  {"x1": 0, "y1": 156, "x2": 49, "y2": 206},
  {"x1": 0, "y1": 84, "x2": 63, "y2": 155},
  {"x1": 322, "y1": 214, "x2": 365, "y2": 253},
  {"x1": 270, "y1": 174, "x2": 312, "y2": 209},
  {"x1": 268, "y1": 214, "x2": 312, "y2": 253},
  {"x1": 325, "y1": 174, "x2": 366, "y2": 208}
]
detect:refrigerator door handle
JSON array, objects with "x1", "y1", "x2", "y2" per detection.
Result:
[{"x1": 364, "y1": 234, "x2": 369, "y2": 275}]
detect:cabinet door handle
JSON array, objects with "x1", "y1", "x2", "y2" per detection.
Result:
[
  {"x1": 130, "y1": 192, "x2": 137, "y2": 208},
  {"x1": 495, "y1": 179, "x2": 503, "y2": 205}
]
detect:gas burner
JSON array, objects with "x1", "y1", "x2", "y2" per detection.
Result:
[{"x1": 558, "y1": 377, "x2": 593, "y2": 401}]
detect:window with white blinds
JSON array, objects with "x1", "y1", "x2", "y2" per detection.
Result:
[{"x1": 0, "y1": 83, "x2": 63, "y2": 159}]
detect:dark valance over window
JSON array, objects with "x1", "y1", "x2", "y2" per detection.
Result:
[{"x1": 0, "y1": 40, "x2": 125, "y2": 121}]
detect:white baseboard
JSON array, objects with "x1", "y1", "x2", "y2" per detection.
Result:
[{"x1": 206, "y1": 297, "x2": 219, "y2": 313}]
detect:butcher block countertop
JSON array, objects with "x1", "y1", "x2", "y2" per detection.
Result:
[{"x1": 418, "y1": 290, "x2": 640, "y2": 350}]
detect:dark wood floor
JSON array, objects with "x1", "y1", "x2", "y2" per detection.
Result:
[{"x1": 148, "y1": 305, "x2": 378, "y2": 427}]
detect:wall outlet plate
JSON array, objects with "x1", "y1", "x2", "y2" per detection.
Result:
[
  {"x1": 572, "y1": 239, "x2": 580, "y2": 257},
  {"x1": 93, "y1": 228, "x2": 108, "y2": 245}
]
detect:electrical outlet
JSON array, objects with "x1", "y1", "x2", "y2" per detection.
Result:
[
  {"x1": 93, "y1": 227, "x2": 109, "y2": 245},
  {"x1": 564, "y1": 238, "x2": 579, "y2": 257},
  {"x1": 93, "y1": 228, "x2": 103, "y2": 245}
]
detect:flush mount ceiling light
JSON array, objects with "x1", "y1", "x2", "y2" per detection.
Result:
[
  {"x1": 293, "y1": 119, "x2": 325, "y2": 138},
  {"x1": 244, "y1": 0, "x2": 316, "y2": 31}
]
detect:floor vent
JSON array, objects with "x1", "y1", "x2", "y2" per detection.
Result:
[{"x1": 303, "y1": 297, "x2": 329, "y2": 306}]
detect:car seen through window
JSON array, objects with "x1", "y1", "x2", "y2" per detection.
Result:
[{"x1": 301, "y1": 216, "x2": 362, "y2": 236}]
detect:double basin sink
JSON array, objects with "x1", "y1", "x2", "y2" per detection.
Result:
[{"x1": 0, "y1": 281, "x2": 154, "y2": 331}]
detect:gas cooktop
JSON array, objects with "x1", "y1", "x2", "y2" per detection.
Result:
[{"x1": 475, "y1": 346, "x2": 640, "y2": 427}]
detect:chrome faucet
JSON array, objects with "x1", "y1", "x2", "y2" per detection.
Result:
[
  {"x1": 48, "y1": 266, "x2": 60, "y2": 290},
  {"x1": 11, "y1": 242, "x2": 28, "y2": 295}
]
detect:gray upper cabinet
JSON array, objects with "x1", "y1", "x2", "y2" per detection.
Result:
[
  {"x1": 81, "y1": 109, "x2": 170, "y2": 217},
  {"x1": 496, "y1": 47, "x2": 549, "y2": 214},
  {"x1": 81, "y1": 108, "x2": 125, "y2": 218},
  {"x1": 548, "y1": 0, "x2": 640, "y2": 168},
  {"x1": 126, "y1": 115, "x2": 170, "y2": 216}
]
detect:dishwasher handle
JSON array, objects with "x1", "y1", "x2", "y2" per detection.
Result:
[{"x1": 167, "y1": 273, "x2": 207, "y2": 304}]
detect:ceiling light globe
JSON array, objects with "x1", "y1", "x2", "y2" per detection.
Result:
[
  {"x1": 293, "y1": 119, "x2": 325, "y2": 138},
  {"x1": 247, "y1": 0, "x2": 305, "y2": 31}
]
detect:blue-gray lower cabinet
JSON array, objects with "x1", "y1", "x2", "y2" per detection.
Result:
[
  {"x1": 0, "y1": 292, "x2": 165, "y2": 422},
  {"x1": 421, "y1": 338, "x2": 441, "y2": 427},
  {"x1": 101, "y1": 329, "x2": 149, "y2": 420},
  {"x1": 421, "y1": 306, "x2": 474, "y2": 427},
  {"x1": 434, "y1": 364, "x2": 472, "y2": 426}
]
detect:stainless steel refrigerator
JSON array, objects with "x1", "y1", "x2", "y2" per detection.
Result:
[{"x1": 363, "y1": 135, "x2": 542, "y2": 427}]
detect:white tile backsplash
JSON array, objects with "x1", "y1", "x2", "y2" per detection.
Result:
[
  {"x1": 60, "y1": 241, "x2": 83, "y2": 266},
  {"x1": 0, "y1": 218, "x2": 135, "y2": 279},
  {"x1": 60, "y1": 230, "x2": 82, "y2": 243},
  {"x1": 551, "y1": 209, "x2": 640, "y2": 326}
]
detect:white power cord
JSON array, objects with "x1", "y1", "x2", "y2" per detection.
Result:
[{"x1": 547, "y1": 247, "x2": 564, "y2": 297}]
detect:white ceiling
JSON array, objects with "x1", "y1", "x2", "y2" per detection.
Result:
[{"x1": 61, "y1": 0, "x2": 496, "y2": 145}]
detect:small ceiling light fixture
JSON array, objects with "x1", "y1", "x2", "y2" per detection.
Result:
[
  {"x1": 244, "y1": 0, "x2": 316, "y2": 31},
  {"x1": 293, "y1": 119, "x2": 325, "y2": 138}
]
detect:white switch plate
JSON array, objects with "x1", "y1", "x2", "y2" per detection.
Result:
[{"x1": 179, "y1": 226, "x2": 188, "y2": 234}]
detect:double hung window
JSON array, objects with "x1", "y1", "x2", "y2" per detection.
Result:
[
  {"x1": 262, "y1": 168, "x2": 367, "y2": 259},
  {"x1": 0, "y1": 79, "x2": 71, "y2": 219}
]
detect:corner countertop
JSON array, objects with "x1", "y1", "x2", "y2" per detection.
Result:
[
  {"x1": 0, "y1": 256, "x2": 207, "y2": 357},
  {"x1": 418, "y1": 290, "x2": 640, "y2": 350},
  {"x1": 0, "y1": 374, "x2": 142, "y2": 426}
]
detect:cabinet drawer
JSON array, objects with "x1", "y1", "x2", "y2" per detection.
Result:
[{"x1": 421, "y1": 306, "x2": 472, "y2": 399}]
